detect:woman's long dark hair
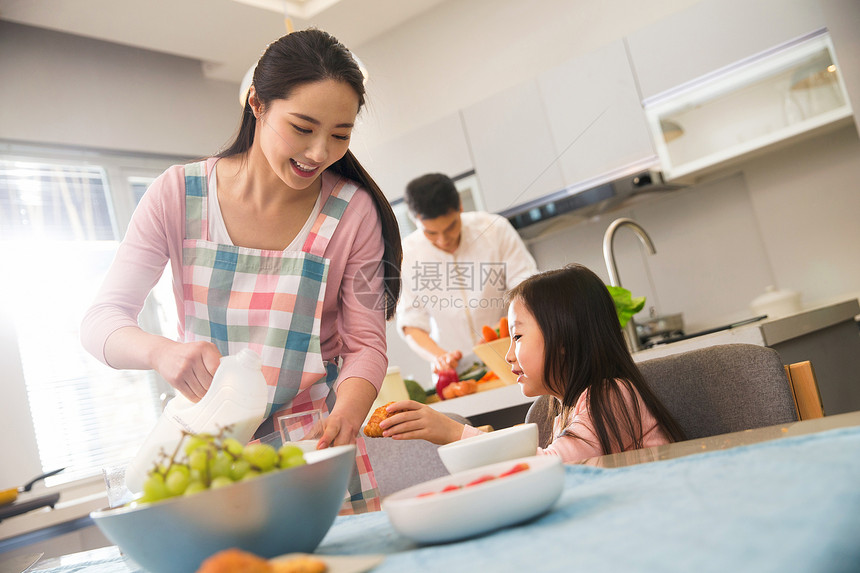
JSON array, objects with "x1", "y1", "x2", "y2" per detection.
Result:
[
  {"x1": 506, "y1": 264, "x2": 685, "y2": 454},
  {"x1": 218, "y1": 29, "x2": 401, "y2": 319}
]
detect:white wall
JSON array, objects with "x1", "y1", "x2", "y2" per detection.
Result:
[
  {"x1": 0, "y1": 21, "x2": 238, "y2": 157},
  {"x1": 351, "y1": 0, "x2": 702, "y2": 151}
]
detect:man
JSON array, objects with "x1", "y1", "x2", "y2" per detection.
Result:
[{"x1": 396, "y1": 173, "x2": 538, "y2": 379}]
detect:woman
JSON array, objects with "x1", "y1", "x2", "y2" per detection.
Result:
[{"x1": 81, "y1": 29, "x2": 402, "y2": 513}]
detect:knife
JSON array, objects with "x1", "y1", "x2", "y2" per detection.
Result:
[
  {"x1": 0, "y1": 552, "x2": 44, "y2": 573},
  {"x1": 0, "y1": 468, "x2": 65, "y2": 507}
]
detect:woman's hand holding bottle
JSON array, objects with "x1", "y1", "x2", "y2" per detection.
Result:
[{"x1": 151, "y1": 339, "x2": 222, "y2": 401}]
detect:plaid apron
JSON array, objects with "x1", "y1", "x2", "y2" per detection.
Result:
[{"x1": 181, "y1": 160, "x2": 380, "y2": 514}]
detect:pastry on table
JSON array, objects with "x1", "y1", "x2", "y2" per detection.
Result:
[
  {"x1": 363, "y1": 401, "x2": 398, "y2": 438},
  {"x1": 197, "y1": 548, "x2": 326, "y2": 573}
]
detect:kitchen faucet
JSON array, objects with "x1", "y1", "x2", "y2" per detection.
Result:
[{"x1": 602, "y1": 218, "x2": 656, "y2": 352}]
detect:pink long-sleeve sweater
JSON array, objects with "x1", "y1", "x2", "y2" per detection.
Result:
[
  {"x1": 461, "y1": 381, "x2": 671, "y2": 463},
  {"x1": 80, "y1": 158, "x2": 388, "y2": 392}
]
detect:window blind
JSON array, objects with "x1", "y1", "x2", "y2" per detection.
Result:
[{"x1": 1, "y1": 159, "x2": 166, "y2": 484}]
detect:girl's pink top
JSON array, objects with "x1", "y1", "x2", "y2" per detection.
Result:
[
  {"x1": 80, "y1": 159, "x2": 388, "y2": 392},
  {"x1": 461, "y1": 381, "x2": 671, "y2": 463}
]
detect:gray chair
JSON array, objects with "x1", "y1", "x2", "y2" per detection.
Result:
[
  {"x1": 526, "y1": 343, "x2": 800, "y2": 446},
  {"x1": 364, "y1": 412, "x2": 470, "y2": 497}
]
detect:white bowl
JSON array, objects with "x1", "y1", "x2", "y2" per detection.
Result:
[
  {"x1": 437, "y1": 423, "x2": 539, "y2": 474},
  {"x1": 91, "y1": 445, "x2": 355, "y2": 573},
  {"x1": 382, "y1": 455, "x2": 564, "y2": 544}
]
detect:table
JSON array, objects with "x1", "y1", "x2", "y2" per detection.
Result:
[
  {"x1": 584, "y1": 409, "x2": 860, "y2": 467},
  {"x1": 31, "y1": 412, "x2": 860, "y2": 573}
]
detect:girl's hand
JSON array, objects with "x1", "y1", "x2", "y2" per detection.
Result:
[
  {"x1": 378, "y1": 400, "x2": 464, "y2": 445},
  {"x1": 151, "y1": 340, "x2": 222, "y2": 401}
]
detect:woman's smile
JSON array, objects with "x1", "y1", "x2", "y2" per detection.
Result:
[{"x1": 290, "y1": 158, "x2": 320, "y2": 178}]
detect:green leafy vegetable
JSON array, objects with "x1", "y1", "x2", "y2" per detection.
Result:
[
  {"x1": 404, "y1": 378, "x2": 428, "y2": 404},
  {"x1": 607, "y1": 285, "x2": 646, "y2": 328},
  {"x1": 458, "y1": 362, "x2": 487, "y2": 381}
]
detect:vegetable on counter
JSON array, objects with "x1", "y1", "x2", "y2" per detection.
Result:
[
  {"x1": 458, "y1": 362, "x2": 488, "y2": 381},
  {"x1": 441, "y1": 379, "x2": 478, "y2": 400},
  {"x1": 404, "y1": 378, "x2": 427, "y2": 404},
  {"x1": 476, "y1": 370, "x2": 499, "y2": 384},
  {"x1": 435, "y1": 369, "x2": 460, "y2": 400},
  {"x1": 479, "y1": 316, "x2": 511, "y2": 344},
  {"x1": 481, "y1": 325, "x2": 499, "y2": 342},
  {"x1": 607, "y1": 285, "x2": 646, "y2": 328}
]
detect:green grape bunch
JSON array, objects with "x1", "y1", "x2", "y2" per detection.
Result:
[{"x1": 135, "y1": 427, "x2": 306, "y2": 505}]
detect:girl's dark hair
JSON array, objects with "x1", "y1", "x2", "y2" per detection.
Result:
[
  {"x1": 218, "y1": 29, "x2": 401, "y2": 318},
  {"x1": 506, "y1": 264, "x2": 685, "y2": 453}
]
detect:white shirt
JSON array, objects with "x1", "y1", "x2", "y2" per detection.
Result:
[{"x1": 396, "y1": 211, "x2": 538, "y2": 372}]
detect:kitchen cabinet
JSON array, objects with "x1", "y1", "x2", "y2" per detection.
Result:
[
  {"x1": 626, "y1": 0, "x2": 826, "y2": 101},
  {"x1": 643, "y1": 31, "x2": 854, "y2": 181},
  {"x1": 460, "y1": 80, "x2": 565, "y2": 214},
  {"x1": 537, "y1": 39, "x2": 656, "y2": 187},
  {"x1": 355, "y1": 112, "x2": 472, "y2": 201}
]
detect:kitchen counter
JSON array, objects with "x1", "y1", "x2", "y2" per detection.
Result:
[
  {"x1": 634, "y1": 298, "x2": 860, "y2": 415},
  {"x1": 633, "y1": 298, "x2": 860, "y2": 360}
]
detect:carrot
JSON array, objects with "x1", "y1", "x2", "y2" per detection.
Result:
[
  {"x1": 477, "y1": 371, "x2": 499, "y2": 384},
  {"x1": 482, "y1": 325, "x2": 499, "y2": 342},
  {"x1": 498, "y1": 317, "x2": 509, "y2": 338}
]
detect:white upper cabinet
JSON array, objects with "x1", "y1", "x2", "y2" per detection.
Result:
[
  {"x1": 355, "y1": 112, "x2": 473, "y2": 201},
  {"x1": 537, "y1": 39, "x2": 656, "y2": 187},
  {"x1": 460, "y1": 80, "x2": 566, "y2": 214},
  {"x1": 627, "y1": 0, "x2": 826, "y2": 101},
  {"x1": 644, "y1": 31, "x2": 854, "y2": 181}
]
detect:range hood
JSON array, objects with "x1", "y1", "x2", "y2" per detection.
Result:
[{"x1": 500, "y1": 159, "x2": 683, "y2": 232}]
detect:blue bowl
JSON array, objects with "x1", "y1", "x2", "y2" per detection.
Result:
[{"x1": 91, "y1": 444, "x2": 355, "y2": 573}]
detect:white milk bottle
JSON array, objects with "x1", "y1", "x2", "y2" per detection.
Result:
[{"x1": 124, "y1": 349, "x2": 269, "y2": 493}]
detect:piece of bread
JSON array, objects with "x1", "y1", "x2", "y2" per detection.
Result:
[
  {"x1": 197, "y1": 549, "x2": 327, "y2": 573},
  {"x1": 196, "y1": 548, "x2": 272, "y2": 573},
  {"x1": 363, "y1": 401, "x2": 396, "y2": 437},
  {"x1": 271, "y1": 555, "x2": 327, "y2": 573}
]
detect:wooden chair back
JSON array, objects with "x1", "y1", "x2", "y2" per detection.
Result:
[{"x1": 784, "y1": 361, "x2": 825, "y2": 420}]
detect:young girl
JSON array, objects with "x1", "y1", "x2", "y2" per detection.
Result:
[
  {"x1": 377, "y1": 264, "x2": 685, "y2": 463},
  {"x1": 81, "y1": 29, "x2": 401, "y2": 512}
]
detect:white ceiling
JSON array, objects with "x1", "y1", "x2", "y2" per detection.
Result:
[{"x1": 0, "y1": 0, "x2": 448, "y2": 83}]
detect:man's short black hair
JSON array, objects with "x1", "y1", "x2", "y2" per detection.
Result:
[{"x1": 404, "y1": 173, "x2": 461, "y2": 220}]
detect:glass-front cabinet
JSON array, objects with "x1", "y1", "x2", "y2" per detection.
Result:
[{"x1": 644, "y1": 30, "x2": 854, "y2": 181}]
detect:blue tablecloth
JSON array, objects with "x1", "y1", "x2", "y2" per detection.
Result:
[
  {"x1": 316, "y1": 425, "x2": 860, "y2": 573},
  {"x1": 37, "y1": 425, "x2": 860, "y2": 573}
]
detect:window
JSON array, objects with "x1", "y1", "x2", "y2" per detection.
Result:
[{"x1": 0, "y1": 147, "x2": 186, "y2": 488}]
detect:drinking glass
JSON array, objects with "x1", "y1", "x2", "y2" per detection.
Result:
[
  {"x1": 277, "y1": 409, "x2": 324, "y2": 452},
  {"x1": 102, "y1": 463, "x2": 135, "y2": 508}
]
